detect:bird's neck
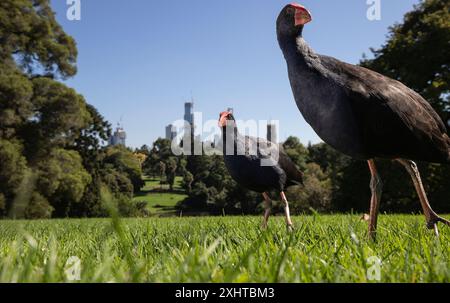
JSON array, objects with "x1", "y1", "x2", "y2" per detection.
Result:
[
  {"x1": 221, "y1": 125, "x2": 239, "y2": 156},
  {"x1": 277, "y1": 27, "x2": 310, "y2": 65}
]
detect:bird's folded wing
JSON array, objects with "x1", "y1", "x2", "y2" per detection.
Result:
[
  {"x1": 319, "y1": 55, "x2": 448, "y2": 145},
  {"x1": 244, "y1": 136, "x2": 279, "y2": 159},
  {"x1": 246, "y1": 136, "x2": 303, "y2": 184}
]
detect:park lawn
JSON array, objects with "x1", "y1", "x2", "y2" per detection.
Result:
[
  {"x1": 133, "y1": 176, "x2": 187, "y2": 216},
  {"x1": 0, "y1": 214, "x2": 449, "y2": 283},
  {"x1": 139, "y1": 176, "x2": 184, "y2": 191},
  {"x1": 134, "y1": 192, "x2": 187, "y2": 215}
]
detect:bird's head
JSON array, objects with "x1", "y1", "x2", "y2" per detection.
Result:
[
  {"x1": 277, "y1": 3, "x2": 312, "y2": 37},
  {"x1": 218, "y1": 111, "x2": 236, "y2": 128}
]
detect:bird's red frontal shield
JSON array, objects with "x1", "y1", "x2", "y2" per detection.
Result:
[
  {"x1": 290, "y1": 3, "x2": 312, "y2": 26},
  {"x1": 218, "y1": 111, "x2": 231, "y2": 127}
]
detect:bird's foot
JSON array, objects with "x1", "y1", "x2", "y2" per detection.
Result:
[
  {"x1": 426, "y1": 214, "x2": 450, "y2": 237},
  {"x1": 368, "y1": 231, "x2": 378, "y2": 241},
  {"x1": 286, "y1": 225, "x2": 294, "y2": 233}
]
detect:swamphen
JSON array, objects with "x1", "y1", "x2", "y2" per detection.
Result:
[
  {"x1": 277, "y1": 3, "x2": 450, "y2": 238},
  {"x1": 219, "y1": 111, "x2": 303, "y2": 230}
]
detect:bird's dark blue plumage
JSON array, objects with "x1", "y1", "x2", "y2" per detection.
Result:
[
  {"x1": 277, "y1": 4, "x2": 450, "y2": 163},
  {"x1": 219, "y1": 113, "x2": 303, "y2": 193},
  {"x1": 276, "y1": 3, "x2": 450, "y2": 238}
]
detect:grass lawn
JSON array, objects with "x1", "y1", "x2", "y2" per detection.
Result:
[
  {"x1": 133, "y1": 176, "x2": 187, "y2": 216},
  {"x1": 0, "y1": 214, "x2": 449, "y2": 282}
]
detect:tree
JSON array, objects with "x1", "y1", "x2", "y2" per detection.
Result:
[
  {"x1": 101, "y1": 168, "x2": 134, "y2": 199},
  {"x1": 143, "y1": 138, "x2": 173, "y2": 177},
  {"x1": 157, "y1": 161, "x2": 166, "y2": 185},
  {"x1": 182, "y1": 171, "x2": 194, "y2": 194},
  {"x1": 73, "y1": 104, "x2": 111, "y2": 173},
  {"x1": 0, "y1": 0, "x2": 78, "y2": 78},
  {"x1": 282, "y1": 136, "x2": 308, "y2": 171},
  {"x1": 21, "y1": 77, "x2": 91, "y2": 160},
  {"x1": 165, "y1": 157, "x2": 177, "y2": 191},
  {"x1": 103, "y1": 146, "x2": 144, "y2": 193},
  {"x1": 307, "y1": 143, "x2": 350, "y2": 175},
  {"x1": 0, "y1": 0, "x2": 141, "y2": 219},
  {"x1": 134, "y1": 145, "x2": 150, "y2": 169},
  {"x1": 287, "y1": 163, "x2": 332, "y2": 213},
  {"x1": 24, "y1": 192, "x2": 53, "y2": 219},
  {"x1": 135, "y1": 145, "x2": 151, "y2": 156},
  {"x1": 0, "y1": 63, "x2": 33, "y2": 139},
  {"x1": 0, "y1": 139, "x2": 28, "y2": 216},
  {"x1": 36, "y1": 149, "x2": 91, "y2": 217}
]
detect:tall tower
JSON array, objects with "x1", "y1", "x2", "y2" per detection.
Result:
[
  {"x1": 267, "y1": 123, "x2": 278, "y2": 144},
  {"x1": 183, "y1": 100, "x2": 196, "y2": 155},
  {"x1": 165, "y1": 124, "x2": 177, "y2": 141},
  {"x1": 184, "y1": 102, "x2": 194, "y2": 126}
]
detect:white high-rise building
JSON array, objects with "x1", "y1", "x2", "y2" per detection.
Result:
[{"x1": 109, "y1": 124, "x2": 127, "y2": 146}]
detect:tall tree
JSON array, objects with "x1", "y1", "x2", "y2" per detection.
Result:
[
  {"x1": 0, "y1": 0, "x2": 140, "y2": 218},
  {"x1": 0, "y1": 0, "x2": 77, "y2": 78}
]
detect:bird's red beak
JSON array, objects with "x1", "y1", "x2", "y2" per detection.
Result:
[
  {"x1": 218, "y1": 111, "x2": 231, "y2": 127},
  {"x1": 290, "y1": 3, "x2": 312, "y2": 26}
]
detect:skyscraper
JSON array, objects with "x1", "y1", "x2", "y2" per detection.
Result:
[
  {"x1": 184, "y1": 102, "x2": 194, "y2": 126},
  {"x1": 165, "y1": 124, "x2": 177, "y2": 141},
  {"x1": 267, "y1": 123, "x2": 278, "y2": 144}
]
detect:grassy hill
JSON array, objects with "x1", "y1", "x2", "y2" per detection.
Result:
[{"x1": 132, "y1": 176, "x2": 187, "y2": 216}]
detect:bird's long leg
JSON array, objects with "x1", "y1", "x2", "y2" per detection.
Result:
[
  {"x1": 368, "y1": 160, "x2": 383, "y2": 240},
  {"x1": 261, "y1": 192, "x2": 272, "y2": 229},
  {"x1": 396, "y1": 159, "x2": 450, "y2": 236},
  {"x1": 280, "y1": 192, "x2": 294, "y2": 232}
]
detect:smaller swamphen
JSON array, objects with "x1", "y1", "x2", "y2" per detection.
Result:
[{"x1": 219, "y1": 111, "x2": 304, "y2": 230}]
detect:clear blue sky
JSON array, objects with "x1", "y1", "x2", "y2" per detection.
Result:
[{"x1": 51, "y1": 0, "x2": 420, "y2": 148}]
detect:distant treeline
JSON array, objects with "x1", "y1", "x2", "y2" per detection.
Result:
[{"x1": 138, "y1": 135, "x2": 450, "y2": 216}]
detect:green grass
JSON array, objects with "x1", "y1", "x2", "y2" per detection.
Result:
[
  {"x1": 133, "y1": 176, "x2": 187, "y2": 216},
  {"x1": 0, "y1": 214, "x2": 449, "y2": 282}
]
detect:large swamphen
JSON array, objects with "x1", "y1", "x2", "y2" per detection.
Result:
[
  {"x1": 277, "y1": 3, "x2": 450, "y2": 238},
  {"x1": 218, "y1": 111, "x2": 303, "y2": 230}
]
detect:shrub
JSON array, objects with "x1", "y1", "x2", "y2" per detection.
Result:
[{"x1": 24, "y1": 192, "x2": 54, "y2": 219}]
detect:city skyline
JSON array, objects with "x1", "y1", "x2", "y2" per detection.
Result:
[
  {"x1": 163, "y1": 101, "x2": 282, "y2": 146},
  {"x1": 51, "y1": 0, "x2": 421, "y2": 148}
]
